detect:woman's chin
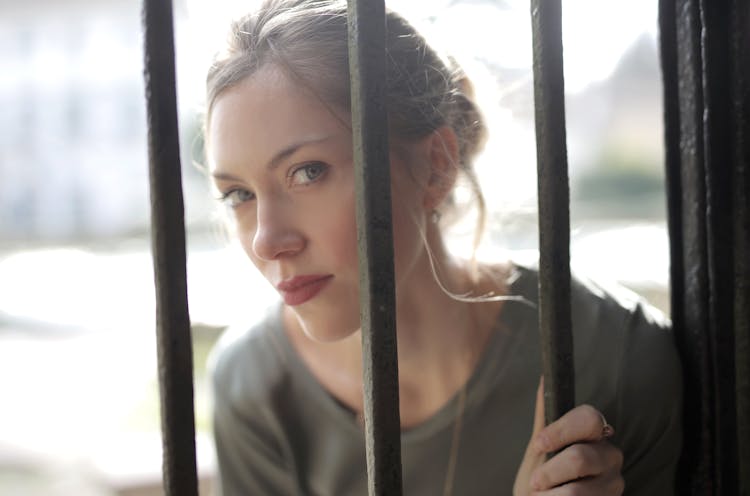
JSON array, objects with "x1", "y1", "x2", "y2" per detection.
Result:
[{"x1": 285, "y1": 305, "x2": 360, "y2": 343}]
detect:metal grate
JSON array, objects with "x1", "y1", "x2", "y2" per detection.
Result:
[
  {"x1": 659, "y1": 0, "x2": 749, "y2": 493},
  {"x1": 140, "y1": 0, "x2": 749, "y2": 494}
]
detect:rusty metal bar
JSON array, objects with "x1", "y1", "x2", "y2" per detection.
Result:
[
  {"x1": 529, "y1": 0, "x2": 575, "y2": 425},
  {"x1": 658, "y1": 0, "x2": 684, "y2": 356},
  {"x1": 700, "y1": 1, "x2": 739, "y2": 493},
  {"x1": 141, "y1": 1, "x2": 199, "y2": 495},
  {"x1": 658, "y1": 4, "x2": 701, "y2": 490},
  {"x1": 731, "y1": 0, "x2": 750, "y2": 492},
  {"x1": 346, "y1": 1, "x2": 403, "y2": 495},
  {"x1": 670, "y1": 1, "x2": 715, "y2": 492}
]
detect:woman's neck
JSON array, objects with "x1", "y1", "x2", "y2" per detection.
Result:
[
  {"x1": 283, "y1": 227, "x2": 509, "y2": 428},
  {"x1": 388, "y1": 231, "x2": 497, "y2": 426}
]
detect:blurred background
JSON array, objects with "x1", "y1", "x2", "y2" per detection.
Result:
[{"x1": 0, "y1": 0, "x2": 668, "y2": 494}]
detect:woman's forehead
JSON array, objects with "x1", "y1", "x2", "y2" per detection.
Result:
[{"x1": 207, "y1": 69, "x2": 351, "y2": 170}]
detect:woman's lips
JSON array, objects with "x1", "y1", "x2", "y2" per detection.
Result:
[{"x1": 276, "y1": 275, "x2": 333, "y2": 306}]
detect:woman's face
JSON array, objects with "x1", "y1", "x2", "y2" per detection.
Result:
[{"x1": 207, "y1": 67, "x2": 428, "y2": 341}]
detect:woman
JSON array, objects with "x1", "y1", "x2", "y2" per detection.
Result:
[{"x1": 205, "y1": 1, "x2": 682, "y2": 494}]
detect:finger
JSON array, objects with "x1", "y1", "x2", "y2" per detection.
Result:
[
  {"x1": 532, "y1": 478, "x2": 625, "y2": 496},
  {"x1": 532, "y1": 469, "x2": 625, "y2": 496},
  {"x1": 534, "y1": 404, "x2": 609, "y2": 454},
  {"x1": 529, "y1": 441, "x2": 624, "y2": 490},
  {"x1": 532, "y1": 376, "x2": 546, "y2": 440},
  {"x1": 513, "y1": 377, "x2": 546, "y2": 495},
  {"x1": 523, "y1": 377, "x2": 546, "y2": 457}
]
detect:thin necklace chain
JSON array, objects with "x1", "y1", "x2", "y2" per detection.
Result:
[{"x1": 354, "y1": 301, "x2": 487, "y2": 494}]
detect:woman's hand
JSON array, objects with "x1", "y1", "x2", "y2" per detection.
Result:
[{"x1": 513, "y1": 380, "x2": 624, "y2": 495}]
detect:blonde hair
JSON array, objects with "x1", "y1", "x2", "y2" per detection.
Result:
[{"x1": 206, "y1": 0, "x2": 489, "y2": 250}]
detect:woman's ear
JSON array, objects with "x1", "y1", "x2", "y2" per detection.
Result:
[{"x1": 423, "y1": 126, "x2": 460, "y2": 211}]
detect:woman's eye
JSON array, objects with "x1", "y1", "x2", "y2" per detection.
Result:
[
  {"x1": 289, "y1": 162, "x2": 327, "y2": 186},
  {"x1": 219, "y1": 188, "x2": 255, "y2": 208}
]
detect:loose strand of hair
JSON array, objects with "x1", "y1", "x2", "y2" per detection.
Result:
[{"x1": 415, "y1": 212, "x2": 535, "y2": 307}]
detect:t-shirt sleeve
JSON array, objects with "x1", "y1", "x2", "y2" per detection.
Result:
[
  {"x1": 616, "y1": 302, "x2": 683, "y2": 496},
  {"x1": 212, "y1": 382, "x2": 297, "y2": 496},
  {"x1": 208, "y1": 314, "x2": 299, "y2": 496}
]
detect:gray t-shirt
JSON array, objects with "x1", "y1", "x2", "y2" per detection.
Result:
[{"x1": 210, "y1": 265, "x2": 682, "y2": 495}]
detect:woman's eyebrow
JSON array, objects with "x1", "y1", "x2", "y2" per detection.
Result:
[{"x1": 212, "y1": 134, "x2": 336, "y2": 182}]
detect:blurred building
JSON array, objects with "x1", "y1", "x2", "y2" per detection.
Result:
[{"x1": 0, "y1": 0, "x2": 202, "y2": 245}]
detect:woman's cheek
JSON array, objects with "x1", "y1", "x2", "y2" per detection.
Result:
[
  {"x1": 320, "y1": 188, "x2": 359, "y2": 264},
  {"x1": 233, "y1": 215, "x2": 261, "y2": 266}
]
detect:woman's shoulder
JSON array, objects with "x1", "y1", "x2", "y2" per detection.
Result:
[
  {"x1": 208, "y1": 303, "x2": 291, "y2": 409},
  {"x1": 504, "y1": 261, "x2": 670, "y2": 332},
  {"x1": 506, "y1": 261, "x2": 682, "y2": 488},
  {"x1": 501, "y1": 260, "x2": 678, "y2": 405}
]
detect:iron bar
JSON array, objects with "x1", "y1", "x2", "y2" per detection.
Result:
[
  {"x1": 346, "y1": 1, "x2": 404, "y2": 495},
  {"x1": 700, "y1": 1, "x2": 738, "y2": 493},
  {"x1": 530, "y1": 0, "x2": 575, "y2": 425},
  {"x1": 658, "y1": 2, "x2": 703, "y2": 489},
  {"x1": 672, "y1": 0, "x2": 714, "y2": 493},
  {"x1": 731, "y1": 0, "x2": 750, "y2": 493},
  {"x1": 658, "y1": 0, "x2": 684, "y2": 357},
  {"x1": 141, "y1": 1, "x2": 199, "y2": 495}
]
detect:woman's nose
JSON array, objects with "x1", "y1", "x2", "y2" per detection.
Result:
[{"x1": 251, "y1": 203, "x2": 305, "y2": 261}]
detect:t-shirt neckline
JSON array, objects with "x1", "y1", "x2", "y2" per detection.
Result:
[{"x1": 269, "y1": 263, "x2": 536, "y2": 441}]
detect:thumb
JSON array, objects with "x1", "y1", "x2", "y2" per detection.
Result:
[
  {"x1": 531, "y1": 376, "x2": 546, "y2": 439},
  {"x1": 513, "y1": 377, "x2": 546, "y2": 496}
]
